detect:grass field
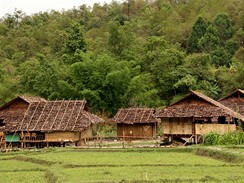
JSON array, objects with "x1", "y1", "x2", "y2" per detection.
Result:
[{"x1": 0, "y1": 146, "x2": 243, "y2": 183}]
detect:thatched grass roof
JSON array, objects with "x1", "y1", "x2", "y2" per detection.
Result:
[
  {"x1": 218, "y1": 89, "x2": 244, "y2": 115},
  {"x1": 0, "y1": 96, "x2": 46, "y2": 110},
  {"x1": 112, "y1": 108, "x2": 157, "y2": 124},
  {"x1": 219, "y1": 89, "x2": 244, "y2": 101},
  {"x1": 0, "y1": 96, "x2": 104, "y2": 132},
  {"x1": 17, "y1": 100, "x2": 104, "y2": 132},
  {"x1": 156, "y1": 90, "x2": 244, "y2": 122}
]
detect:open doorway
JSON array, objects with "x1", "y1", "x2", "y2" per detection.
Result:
[{"x1": 0, "y1": 119, "x2": 5, "y2": 127}]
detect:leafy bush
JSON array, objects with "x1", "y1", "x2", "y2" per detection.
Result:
[{"x1": 204, "y1": 132, "x2": 244, "y2": 145}]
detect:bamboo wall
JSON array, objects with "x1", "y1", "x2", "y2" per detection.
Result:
[
  {"x1": 45, "y1": 131, "x2": 80, "y2": 142},
  {"x1": 195, "y1": 124, "x2": 236, "y2": 135},
  {"x1": 45, "y1": 128, "x2": 92, "y2": 142},
  {"x1": 161, "y1": 117, "x2": 193, "y2": 135},
  {"x1": 79, "y1": 127, "x2": 93, "y2": 138}
]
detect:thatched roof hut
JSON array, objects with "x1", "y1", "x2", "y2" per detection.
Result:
[
  {"x1": 0, "y1": 96, "x2": 47, "y2": 132},
  {"x1": 0, "y1": 96, "x2": 105, "y2": 147},
  {"x1": 112, "y1": 108, "x2": 157, "y2": 139},
  {"x1": 17, "y1": 100, "x2": 103, "y2": 132},
  {"x1": 113, "y1": 108, "x2": 157, "y2": 124},
  {"x1": 155, "y1": 91, "x2": 244, "y2": 141},
  {"x1": 156, "y1": 90, "x2": 244, "y2": 122},
  {"x1": 219, "y1": 89, "x2": 244, "y2": 116},
  {"x1": 0, "y1": 96, "x2": 104, "y2": 133}
]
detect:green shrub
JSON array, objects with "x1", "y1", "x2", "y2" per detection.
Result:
[{"x1": 204, "y1": 132, "x2": 244, "y2": 145}]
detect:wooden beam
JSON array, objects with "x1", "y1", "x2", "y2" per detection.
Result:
[
  {"x1": 133, "y1": 108, "x2": 138, "y2": 123},
  {"x1": 64, "y1": 100, "x2": 77, "y2": 131},
  {"x1": 140, "y1": 109, "x2": 147, "y2": 123},
  {"x1": 72, "y1": 101, "x2": 86, "y2": 131},
  {"x1": 122, "y1": 109, "x2": 130, "y2": 123},
  {"x1": 49, "y1": 100, "x2": 64, "y2": 131},
  {"x1": 18, "y1": 102, "x2": 33, "y2": 131},
  {"x1": 41, "y1": 101, "x2": 56, "y2": 131},
  {"x1": 57, "y1": 100, "x2": 71, "y2": 130},
  {"x1": 146, "y1": 109, "x2": 153, "y2": 122},
  {"x1": 26, "y1": 102, "x2": 41, "y2": 130},
  {"x1": 32, "y1": 101, "x2": 48, "y2": 131}
]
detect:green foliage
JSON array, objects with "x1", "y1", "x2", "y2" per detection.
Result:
[
  {"x1": 0, "y1": 0, "x2": 243, "y2": 114},
  {"x1": 126, "y1": 73, "x2": 162, "y2": 107},
  {"x1": 204, "y1": 132, "x2": 244, "y2": 145},
  {"x1": 18, "y1": 54, "x2": 60, "y2": 98},
  {"x1": 213, "y1": 14, "x2": 235, "y2": 42},
  {"x1": 187, "y1": 16, "x2": 208, "y2": 53},
  {"x1": 195, "y1": 147, "x2": 244, "y2": 163},
  {"x1": 198, "y1": 23, "x2": 221, "y2": 52},
  {"x1": 65, "y1": 23, "x2": 86, "y2": 55}
]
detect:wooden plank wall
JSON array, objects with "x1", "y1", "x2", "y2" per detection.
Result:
[
  {"x1": 161, "y1": 117, "x2": 193, "y2": 135},
  {"x1": 0, "y1": 100, "x2": 29, "y2": 131},
  {"x1": 117, "y1": 123, "x2": 155, "y2": 138}
]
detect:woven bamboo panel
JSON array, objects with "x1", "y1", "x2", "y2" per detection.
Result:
[
  {"x1": 161, "y1": 117, "x2": 192, "y2": 135},
  {"x1": 79, "y1": 127, "x2": 92, "y2": 138},
  {"x1": 195, "y1": 124, "x2": 236, "y2": 135},
  {"x1": 45, "y1": 131, "x2": 80, "y2": 141}
]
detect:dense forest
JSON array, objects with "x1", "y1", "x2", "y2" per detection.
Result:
[{"x1": 0, "y1": 0, "x2": 243, "y2": 115}]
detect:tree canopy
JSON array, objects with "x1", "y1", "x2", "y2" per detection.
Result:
[{"x1": 0, "y1": 0, "x2": 243, "y2": 115}]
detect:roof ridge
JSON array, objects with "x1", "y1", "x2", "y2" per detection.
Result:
[{"x1": 218, "y1": 89, "x2": 244, "y2": 101}]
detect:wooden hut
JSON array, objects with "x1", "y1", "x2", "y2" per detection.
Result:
[
  {"x1": 155, "y1": 90, "x2": 244, "y2": 143},
  {"x1": 0, "y1": 96, "x2": 104, "y2": 148},
  {"x1": 218, "y1": 89, "x2": 244, "y2": 116},
  {"x1": 112, "y1": 108, "x2": 157, "y2": 140}
]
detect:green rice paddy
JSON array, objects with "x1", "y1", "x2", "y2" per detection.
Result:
[{"x1": 0, "y1": 146, "x2": 243, "y2": 183}]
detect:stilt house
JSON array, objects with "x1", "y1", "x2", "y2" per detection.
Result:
[
  {"x1": 219, "y1": 89, "x2": 244, "y2": 116},
  {"x1": 155, "y1": 90, "x2": 244, "y2": 143},
  {"x1": 112, "y1": 108, "x2": 157, "y2": 140},
  {"x1": 0, "y1": 96, "x2": 104, "y2": 148}
]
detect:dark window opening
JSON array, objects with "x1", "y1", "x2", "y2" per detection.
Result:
[
  {"x1": 0, "y1": 119, "x2": 5, "y2": 127},
  {"x1": 218, "y1": 116, "x2": 227, "y2": 124}
]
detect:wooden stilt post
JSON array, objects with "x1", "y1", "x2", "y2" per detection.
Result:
[
  {"x1": 21, "y1": 131, "x2": 24, "y2": 148},
  {"x1": 122, "y1": 130, "x2": 125, "y2": 148}
]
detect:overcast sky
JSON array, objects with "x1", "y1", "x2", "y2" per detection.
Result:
[{"x1": 0, "y1": 0, "x2": 122, "y2": 18}]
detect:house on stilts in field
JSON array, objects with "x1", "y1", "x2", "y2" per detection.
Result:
[
  {"x1": 0, "y1": 96, "x2": 104, "y2": 149},
  {"x1": 112, "y1": 108, "x2": 158, "y2": 140},
  {"x1": 218, "y1": 89, "x2": 244, "y2": 116},
  {"x1": 155, "y1": 90, "x2": 244, "y2": 143}
]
